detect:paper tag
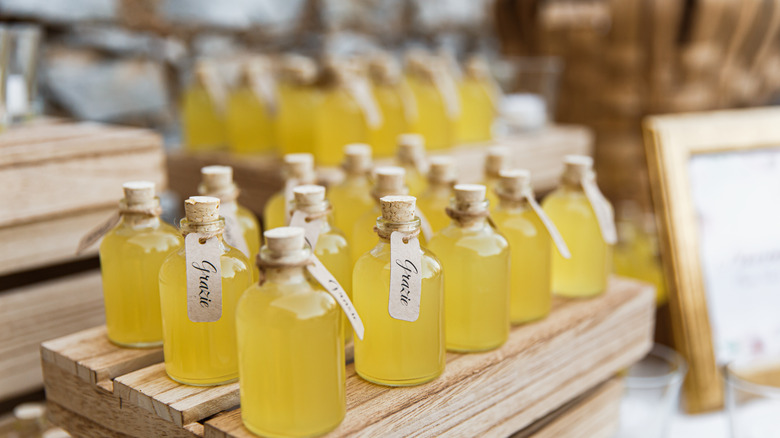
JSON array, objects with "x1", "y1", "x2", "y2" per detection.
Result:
[
  {"x1": 283, "y1": 178, "x2": 298, "y2": 225},
  {"x1": 200, "y1": 67, "x2": 227, "y2": 114},
  {"x1": 76, "y1": 211, "x2": 121, "y2": 254},
  {"x1": 526, "y1": 191, "x2": 571, "y2": 259},
  {"x1": 221, "y1": 203, "x2": 250, "y2": 258},
  {"x1": 388, "y1": 231, "x2": 423, "y2": 322},
  {"x1": 399, "y1": 81, "x2": 419, "y2": 122},
  {"x1": 289, "y1": 210, "x2": 322, "y2": 249},
  {"x1": 415, "y1": 207, "x2": 434, "y2": 242},
  {"x1": 185, "y1": 234, "x2": 223, "y2": 322},
  {"x1": 483, "y1": 75, "x2": 504, "y2": 111},
  {"x1": 249, "y1": 70, "x2": 278, "y2": 116},
  {"x1": 432, "y1": 67, "x2": 461, "y2": 119},
  {"x1": 581, "y1": 177, "x2": 618, "y2": 245},
  {"x1": 307, "y1": 256, "x2": 365, "y2": 340},
  {"x1": 346, "y1": 78, "x2": 383, "y2": 128}
]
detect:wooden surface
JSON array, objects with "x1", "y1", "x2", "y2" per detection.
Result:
[
  {"x1": 0, "y1": 270, "x2": 104, "y2": 402},
  {"x1": 41, "y1": 276, "x2": 652, "y2": 437}
]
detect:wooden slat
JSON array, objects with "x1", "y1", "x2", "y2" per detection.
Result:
[{"x1": 203, "y1": 276, "x2": 653, "y2": 438}]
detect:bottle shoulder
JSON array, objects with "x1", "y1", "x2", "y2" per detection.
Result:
[
  {"x1": 428, "y1": 223, "x2": 509, "y2": 257},
  {"x1": 240, "y1": 278, "x2": 338, "y2": 319},
  {"x1": 101, "y1": 221, "x2": 182, "y2": 253}
]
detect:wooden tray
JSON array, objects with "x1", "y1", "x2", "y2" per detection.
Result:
[{"x1": 42, "y1": 276, "x2": 653, "y2": 437}]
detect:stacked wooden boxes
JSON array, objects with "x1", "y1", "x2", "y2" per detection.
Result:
[{"x1": 0, "y1": 119, "x2": 166, "y2": 403}]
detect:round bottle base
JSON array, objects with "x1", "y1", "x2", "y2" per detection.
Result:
[
  {"x1": 108, "y1": 338, "x2": 163, "y2": 349},
  {"x1": 511, "y1": 312, "x2": 550, "y2": 325},
  {"x1": 447, "y1": 339, "x2": 507, "y2": 353},
  {"x1": 242, "y1": 413, "x2": 343, "y2": 438},
  {"x1": 166, "y1": 372, "x2": 238, "y2": 387},
  {"x1": 553, "y1": 289, "x2": 605, "y2": 299},
  {"x1": 356, "y1": 369, "x2": 443, "y2": 387}
]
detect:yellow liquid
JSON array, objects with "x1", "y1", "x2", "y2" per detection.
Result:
[
  {"x1": 483, "y1": 176, "x2": 500, "y2": 212},
  {"x1": 400, "y1": 164, "x2": 426, "y2": 197},
  {"x1": 352, "y1": 206, "x2": 428, "y2": 266},
  {"x1": 277, "y1": 84, "x2": 318, "y2": 156},
  {"x1": 417, "y1": 185, "x2": 452, "y2": 233},
  {"x1": 99, "y1": 218, "x2": 182, "y2": 347},
  {"x1": 330, "y1": 175, "x2": 374, "y2": 250},
  {"x1": 264, "y1": 191, "x2": 289, "y2": 232},
  {"x1": 181, "y1": 86, "x2": 226, "y2": 152},
  {"x1": 159, "y1": 240, "x2": 253, "y2": 385},
  {"x1": 613, "y1": 223, "x2": 667, "y2": 305},
  {"x1": 408, "y1": 78, "x2": 451, "y2": 150},
  {"x1": 542, "y1": 187, "x2": 611, "y2": 297},
  {"x1": 428, "y1": 221, "x2": 510, "y2": 351},
  {"x1": 226, "y1": 87, "x2": 274, "y2": 155},
  {"x1": 235, "y1": 204, "x2": 261, "y2": 262},
  {"x1": 456, "y1": 79, "x2": 494, "y2": 144},
  {"x1": 353, "y1": 239, "x2": 445, "y2": 385},
  {"x1": 237, "y1": 271, "x2": 344, "y2": 437},
  {"x1": 369, "y1": 85, "x2": 407, "y2": 157},
  {"x1": 315, "y1": 221, "x2": 353, "y2": 341},
  {"x1": 493, "y1": 204, "x2": 552, "y2": 323},
  {"x1": 315, "y1": 89, "x2": 367, "y2": 166}
]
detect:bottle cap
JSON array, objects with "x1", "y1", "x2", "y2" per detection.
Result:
[
  {"x1": 485, "y1": 146, "x2": 510, "y2": 177},
  {"x1": 373, "y1": 166, "x2": 407, "y2": 197},
  {"x1": 200, "y1": 165, "x2": 235, "y2": 195},
  {"x1": 293, "y1": 184, "x2": 326, "y2": 206},
  {"x1": 562, "y1": 155, "x2": 594, "y2": 184},
  {"x1": 343, "y1": 143, "x2": 372, "y2": 174},
  {"x1": 184, "y1": 196, "x2": 220, "y2": 224},
  {"x1": 122, "y1": 181, "x2": 155, "y2": 205},
  {"x1": 397, "y1": 133, "x2": 425, "y2": 164},
  {"x1": 284, "y1": 153, "x2": 315, "y2": 181},
  {"x1": 428, "y1": 156, "x2": 456, "y2": 184},
  {"x1": 380, "y1": 195, "x2": 416, "y2": 222},
  {"x1": 454, "y1": 184, "x2": 487, "y2": 210},
  {"x1": 281, "y1": 55, "x2": 317, "y2": 84},
  {"x1": 498, "y1": 169, "x2": 531, "y2": 198},
  {"x1": 264, "y1": 226, "x2": 306, "y2": 256}
]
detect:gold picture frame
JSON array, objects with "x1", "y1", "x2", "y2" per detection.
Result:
[{"x1": 643, "y1": 107, "x2": 780, "y2": 413}]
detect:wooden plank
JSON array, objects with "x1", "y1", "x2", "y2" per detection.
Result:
[
  {"x1": 203, "y1": 276, "x2": 653, "y2": 438},
  {"x1": 0, "y1": 270, "x2": 105, "y2": 401}
]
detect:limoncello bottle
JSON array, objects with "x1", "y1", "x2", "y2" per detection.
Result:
[
  {"x1": 330, "y1": 143, "x2": 374, "y2": 248},
  {"x1": 351, "y1": 166, "x2": 408, "y2": 266},
  {"x1": 290, "y1": 185, "x2": 352, "y2": 341},
  {"x1": 428, "y1": 184, "x2": 509, "y2": 352},
  {"x1": 396, "y1": 133, "x2": 428, "y2": 196},
  {"x1": 484, "y1": 146, "x2": 510, "y2": 210},
  {"x1": 405, "y1": 54, "x2": 456, "y2": 150},
  {"x1": 264, "y1": 153, "x2": 316, "y2": 231},
  {"x1": 368, "y1": 54, "x2": 411, "y2": 157},
  {"x1": 542, "y1": 155, "x2": 616, "y2": 297},
  {"x1": 353, "y1": 195, "x2": 444, "y2": 385},
  {"x1": 417, "y1": 156, "x2": 456, "y2": 233},
  {"x1": 181, "y1": 60, "x2": 227, "y2": 152},
  {"x1": 456, "y1": 56, "x2": 497, "y2": 144},
  {"x1": 237, "y1": 227, "x2": 344, "y2": 437},
  {"x1": 277, "y1": 55, "x2": 319, "y2": 156},
  {"x1": 226, "y1": 58, "x2": 276, "y2": 155},
  {"x1": 159, "y1": 196, "x2": 252, "y2": 385},
  {"x1": 99, "y1": 181, "x2": 182, "y2": 347}
]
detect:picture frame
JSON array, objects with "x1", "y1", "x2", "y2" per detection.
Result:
[{"x1": 643, "y1": 107, "x2": 780, "y2": 413}]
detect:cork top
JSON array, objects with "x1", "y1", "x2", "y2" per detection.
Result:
[
  {"x1": 380, "y1": 195, "x2": 416, "y2": 222},
  {"x1": 184, "y1": 196, "x2": 220, "y2": 224},
  {"x1": 498, "y1": 169, "x2": 531, "y2": 198},
  {"x1": 293, "y1": 184, "x2": 325, "y2": 206},
  {"x1": 122, "y1": 181, "x2": 155, "y2": 205},
  {"x1": 373, "y1": 166, "x2": 408, "y2": 198},
  {"x1": 200, "y1": 165, "x2": 234, "y2": 194},
  {"x1": 454, "y1": 184, "x2": 487, "y2": 205},
  {"x1": 368, "y1": 53, "x2": 401, "y2": 84},
  {"x1": 280, "y1": 55, "x2": 317, "y2": 84},
  {"x1": 485, "y1": 146, "x2": 510, "y2": 177},
  {"x1": 283, "y1": 153, "x2": 315, "y2": 181},
  {"x1": 562, "y1": 155, "x2": 594, "y2": 184},
  {"x1": 343, "y1": 143, "x2": 372, "y2": 174},
  {"x1": 428, "y1": 156, "x2": 456, "y2": 184},
  {"x1": 264, "y1": 227, "x2": 306, "y2": 256},
  {"x1": 465, "y1": 55, "x2": 490, "y2": 79},
  {"x1": 397, "y1": 133, "x2": 425, "y2": 156}
]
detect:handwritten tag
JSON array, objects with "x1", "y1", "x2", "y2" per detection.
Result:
[
  {"x1": 388, "y1": 231, "x2": 423, "y2": 322},
  {"x1": 399, "y1": 81, "x2": 419, "y2": 122},
  {"x1": 526, "y1": 191, "x2": 571, "y2": 259},
  {"x1": 307, "y1": 256, "x2": 365, "y2": 340},
  {"x1": 581, "y1": 177, "x2": 618, "y2": 245},
  {"x1": 249, "y1": 71, "x2": 278, "y2": 116},
  {"x1": 432, "y1": 67, "x2": 461, "y2": 119},
  {"x1": 221, "y1": 203, "x2": 250, "y2": 258},
  {"x1": 345, "y1": 78, "x2": 383, "y2": 128},
  {"x1": 185, "y1": 234, "x2": 223, "y2": 322},
  {"x1": 283, "y1": 178, "x2": 298, "y2": 225},
  {"x1": 415, "y1": 207, "x2": 434, "y2": 242},
  {"x1": 289, "y1": 210, "x2": 322, "y2": 249},
  {"x1": 76, "y1": 211, "x2": 121, "y2": 254}
]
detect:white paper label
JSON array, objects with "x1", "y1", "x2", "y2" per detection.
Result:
[
  {"x1": 399, "y1": 81, "x2": 419, "y2": 122},
  {"x1": 526, "y1": 191, "x2": 571, "y2": 259},
  {"x1": 306, "y1": 256, "x2": 365, "y2": 340},
  {"x1": 250, "y1": 71, "x2": 278, "y2": 116},
  {"x1": 289, "y1": 210, "x2": 322, "y2": 249},
  {"x1": 432, "y1": 67, "x2": 461, "y2": 119},
  {"x1": 221, "y1": 203, "x2": 250, "y2": 258},
  {"x1": 415, "y1": 207, "x2": 434, "y2": 242},
  {"x1": 346, "y1": 78, "x2": 383, "y2": 128},
  {"x1": 185, "y1": 234, "x2": 223, "y2": 322},
  {"x1": 76, "y1": 211, "x2": 121, "y2": 254},
  {"x1": 283, "y1": 178, "x2": 298, "y2": 225},
  {"x1": 388, "y1": 232, "x2": 423, "y2": 322},
  {"x1": 201, "y1": 68, "x2": 227, "y2": 114},
  {"x1": 581, "y1": 177, "x2": 618, "y2": 245}
]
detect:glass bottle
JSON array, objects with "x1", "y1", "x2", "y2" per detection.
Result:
[
  {"x1": 264, "y1": 153, "x2": 316, "y2": 231},
  {"x1": 405, "y1": 53, "x2": 454, "y2": 150},
  {"x1": 417, "y1": 156, "x2": 456, "y2": 233},
  {"x1": 99, "y1": 182, "x2": 181, "y2": 347},
  {"x1": 226, "y1": 58, "x2": 276, "y2": 155},
  {"x1": 237, "y1": 227, "x2": 344, "y2": 437},
  {"x1": 353, "y1": 195, "x2": 444, "y2": 386},
  {"x1": 181, "y1": 60, "x2": 227, "y2": 152},
  {"x1": 542, "y1": 155, "x2": 614, "y2": 297},
  {"x1": 277, "y1": 55, "x2": 319, "y2": 156},
  {"x1": 456, "y1": 56, "x2": 497, "y2": 144},
  {"x1": 367, "y1": 54, "x2": 411, "y2": 157},
  {"x1": 428, "y1": 184, "x2": 510, "y2": 352},
  {"x1": 330, "y1": 143, "x2": 374, "y2": 249},
  {"x1": 159, "y1": 196, "x2": 252, "y2": 385},
  {"x1": 483, "y1": 146, "x2": 509, "y2": 210},
  {"x1": 396, "y1": 133, "x2": 428, "y2": 196},
  {"x1": 290, "y1": 185, "x2": 352, "y2": 341}
]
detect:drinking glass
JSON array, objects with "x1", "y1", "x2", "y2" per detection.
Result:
[{"x1": 727, "y1": 356, "x2": 780, "y2": 438}]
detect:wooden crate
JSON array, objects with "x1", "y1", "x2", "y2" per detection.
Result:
[{"x1": 42, "y1": 276, "x2": 653, "y2": 438}]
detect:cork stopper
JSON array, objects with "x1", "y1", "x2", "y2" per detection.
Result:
[
  {"x1": 428, "y1": 156, "x2": 456, "y2": 184},
  {"x1": 485, "y1": 146, "x2": 510, "y2": 177},
  {"x1": 562, "y1": 155, "x2": 594, "y2": 184},
  {"x1": 373, "y1": 166, "x2": 408, "y2": 198},
  {"x1": 283, "y1": 153, "x2": 315, "y2": 181},
  {"x1": 184, "y1": 196, "x2": 220, "y2": 224},
  {"x1": 368, "y1": 53, "x2": 401, "y2": 84},
  {"x1": 454, "y1": 184, "x2": 487, "y2": 209},
  {"x1": 123, "y1": 181, "x2": 155, "y2": 206},
  {"x1": 343, "y1": 143, "x2": 372, "y2": 174},
  {"x1": 498, "y1": 169, "x2": 531, "y2": 199},
  {"x1": 280, "y1": 55, "x2": 317, "y2": 84},
  {"x1": 293, "y1": 184, "x2": 325, "y2": 206},
  {"x1": 380, "y1": 195, "x2": 416, "y2": 222},
  {"x1": 200, "y1": 165, "x2": 234, "y2": 194},
  {"x1": 264, "y1": 227, "x2": 306, "y2": 257},
  {"x1": 397, "y1": 133, "x2": 425, "y2": 164},
  {"x1": 465, "y1": 55, "x2": 490, "y2": 79}
]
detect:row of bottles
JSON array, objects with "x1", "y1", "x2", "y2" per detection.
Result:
[{"x1": 181, "y1": 51, "x2": 498, "y2": 163}]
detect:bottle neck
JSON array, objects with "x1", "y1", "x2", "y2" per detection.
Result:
[
  {"x1": 264, "y1": 266, "x2": 307, "y2": 285},
  {"x1": 375, "y1": 217, "x2": 421, "y2": 241},
  {"x1": 427, "y1": 181, "x2": 454, "y2": 196},
  {"x1": 497, "y1": 196, "x2": 529, "y2": 211},
  {"x1": 121, "y1": 214, "x2": 160, "y2": 229}
]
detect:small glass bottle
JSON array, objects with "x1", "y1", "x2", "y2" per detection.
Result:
[
  {"x1": 159, "y1": 196, "x2": 253, "y2": 385},
  {"x1": 264, "y1": 153, "x2": 316, "y2": 231},
  {"x1": 291, "y1": 185, "x2": 352, "y2": 341},
  {"x1": 237, "y1": 227, "x2": 344, "y2": 437},
  {"x1": 99, "y1": 181, "x2": 182, "y2": 347},
  {"x1": 181, "y1": 60, "x2": 227, "y2": 152},
  {"x1": 396, "y1": 133, "x2": 428, "y2": 196},
  {"x1": 226, "y1": 58, "x2": 276, "y2": 155},
  {"x1": 417, "y1": 156, "x2": 456, "y2": 233},
  {"x1": 353, "y1": 195, "x2": 444, "y2": 386},
  {"x1": 351, "y1": 166, "x2": 408, "y2": 266},
  {"x1": 542, "y1": 155, "x2": 614, "y2": 297},
  {"x1": 330, "y1": 143, "x2": 374, "y2": 248},
  {"x1": 367, "y1": 54, "x2": 411, "y2": 157},
  {"x1": 405, "y1": 54, "x2": 454, "y2": 150},
  {"x1": 483, "y1": 146, "x2": 509, "y2": 210},
  {"x1": 276, "y1": 55, "x2": 319, "y2": 156},
  {"x1": 199, "y1": 165, "x2": 261, "y2": 264},
  {"x1": 492, "y1": 170, "x2": 555, "y2": 323},
  {"x1": 428, "y1": 184, "x2": 510, "y2": 351},
  {"x1": 456, "y1": 56, "x2": 497, "y2": 144}
]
